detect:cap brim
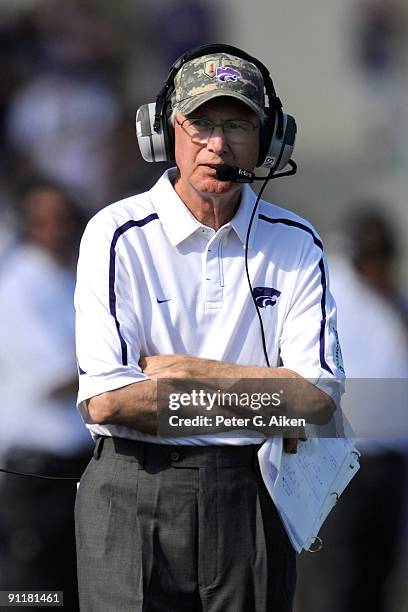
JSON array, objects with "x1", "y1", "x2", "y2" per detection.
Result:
[{"x1": 176, "y1": 91, "x2": 263, "y2": 119}]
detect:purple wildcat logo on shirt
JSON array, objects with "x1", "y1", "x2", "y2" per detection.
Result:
[
  {"x1": 216, "y1": 66, "x2": 241, "y2": 82},
  {"x1": 253, "y1": 287, "x2": 281, "y2": 308}
]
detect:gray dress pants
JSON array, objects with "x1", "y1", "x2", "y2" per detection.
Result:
[{"x1": 75, "y1": 436, "x2": 296, "y2": 611}]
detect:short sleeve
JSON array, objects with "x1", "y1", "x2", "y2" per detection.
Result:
[
  {"x1": 279, "y1": 234, "x2": 345, "y2": 408},
  {"x1": 74, "y1": 215, "x2": 148, "y2": 414}
]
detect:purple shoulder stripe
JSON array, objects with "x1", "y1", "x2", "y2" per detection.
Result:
[
  {"x1": 258, "y1": 214, "x2": 333, "y2": 375},
  {"x1": 109, "y1": 213, "x2": 159, "y2": 365},
  {"x1": 258, "y1": 215, "x2": 324, "y2": 250},
  {"x1": 317, "y1": 258, "x2": 333, "y2": 374}
]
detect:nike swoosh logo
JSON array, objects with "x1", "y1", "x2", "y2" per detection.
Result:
[{"x1": 157, "y1": 298, "x2": 171, "y2": 304}]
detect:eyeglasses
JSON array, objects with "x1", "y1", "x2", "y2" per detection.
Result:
[{"x1": 175, "y1": 117, "x2": 260, "y2": 144}]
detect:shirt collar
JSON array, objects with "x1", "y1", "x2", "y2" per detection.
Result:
[
  {"x1": 150, "y1": 168, "x2": 203, "y2": 246},
  {"x1": 150, "y1": 168, "x2": 259, "y2": 248}
]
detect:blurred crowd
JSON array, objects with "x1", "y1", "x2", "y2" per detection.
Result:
[
  {"x1": 352, "y1": 0, "x2": 408, "y2": 167},
  {"x1": 0, "y1": 1, "x2": 407, "y2": 611}
]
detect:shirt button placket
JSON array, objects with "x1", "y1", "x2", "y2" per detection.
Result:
[{"x1": 205, "y1": 232, "x2": 224, "y2": 309}]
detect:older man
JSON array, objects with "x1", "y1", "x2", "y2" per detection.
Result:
[{"x1": 74, "y1": 46, "x2": 344, "y2": 611}]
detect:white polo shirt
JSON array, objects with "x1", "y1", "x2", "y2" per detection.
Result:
[{"x1": 75, "y1": 168, "x2": 344, "y2": 445}]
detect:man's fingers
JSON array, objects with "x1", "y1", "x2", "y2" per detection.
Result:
[
  {"x1": 283, "y1": 437, "x2": 298, "y2": 454},
  {"x1": 283, "y1": 427, "x2": 307, "y2": 453}
]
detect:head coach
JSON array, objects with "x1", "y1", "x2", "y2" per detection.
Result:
[{"x1": 74, "y1": 44, "x2": 345, "y2": 611}]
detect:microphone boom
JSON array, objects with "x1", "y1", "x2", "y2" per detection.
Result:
[{"x1": 214, "y1": 161, "x2": 297, "y2": 183}]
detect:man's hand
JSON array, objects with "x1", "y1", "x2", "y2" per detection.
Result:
[
  {"x1": 139, "y1": 354, "x2": 237, "y2": 380},
  {"x1": 283, "y1": 427, "x2": 307, "y2": 454},
  {"x1": 139, "y1": 354, "x2": 201, "y2": 379}
]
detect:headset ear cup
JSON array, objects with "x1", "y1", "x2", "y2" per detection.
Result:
[
  {"x1": 136, "y1": 103, "x2": 174, "y2": 162},
  {"x1": 258, "y1": 113, "x2": 297, "y2": 171}
]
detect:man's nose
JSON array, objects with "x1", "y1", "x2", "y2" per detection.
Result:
[{"x1": 206, "y1": 125, "x2": 228, "y2": 155}]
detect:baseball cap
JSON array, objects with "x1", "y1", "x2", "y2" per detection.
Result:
[{"x1": 172, "y1": 52, "x2": 265, "y2": 118}]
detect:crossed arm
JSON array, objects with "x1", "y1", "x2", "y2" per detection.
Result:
[{"x1": 87, "y1": 354, "x2": 335, "y2": 445}]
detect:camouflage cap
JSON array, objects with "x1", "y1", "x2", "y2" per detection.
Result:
[{"x1": 172, "y1": 53, "x2": 265, "y2": 118}]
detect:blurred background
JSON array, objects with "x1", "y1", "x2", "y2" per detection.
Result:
[{"x1": 0, "y1": 0, "x2": 407, "y2": 610}]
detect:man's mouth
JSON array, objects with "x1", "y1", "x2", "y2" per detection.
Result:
[{"x1": 200, "y1": 163, "x2": 223, "y2": 174}]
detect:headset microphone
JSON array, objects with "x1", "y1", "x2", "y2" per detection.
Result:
[
  {"x1": 214, "y1": 165, "x2": 257, "y2": 183},
  {"x1": 214, "y1": 161, "x2": 297, "y2": 183}
]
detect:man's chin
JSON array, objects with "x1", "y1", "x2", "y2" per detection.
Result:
[{"x1": 198, "y1": 177, "x2": 234, "y2": 195}]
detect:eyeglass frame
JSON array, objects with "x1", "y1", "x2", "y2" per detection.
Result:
[{"x1": 175, "y1": 116, "x2": 261, "y2": 143}]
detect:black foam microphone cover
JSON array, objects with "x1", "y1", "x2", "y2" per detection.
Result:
[{"x1": 214, "y1": 164, "x2": 255, "y2": 183}]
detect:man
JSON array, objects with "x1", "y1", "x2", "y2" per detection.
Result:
[
  {"x1": 75, "y1": 47, "x2": 344, "y2": 611},
  {"x1": 0, "y1": 179, "x2": 92, "y2": 610}
]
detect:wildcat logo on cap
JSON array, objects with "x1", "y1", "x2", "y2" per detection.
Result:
[{"x1": 216, "y1": 66, "x2": 241, "y2": 82}]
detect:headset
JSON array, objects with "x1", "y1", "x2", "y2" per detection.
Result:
[{"x1": 135, "y1": 43, "x2": 296, "y2": 171}]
